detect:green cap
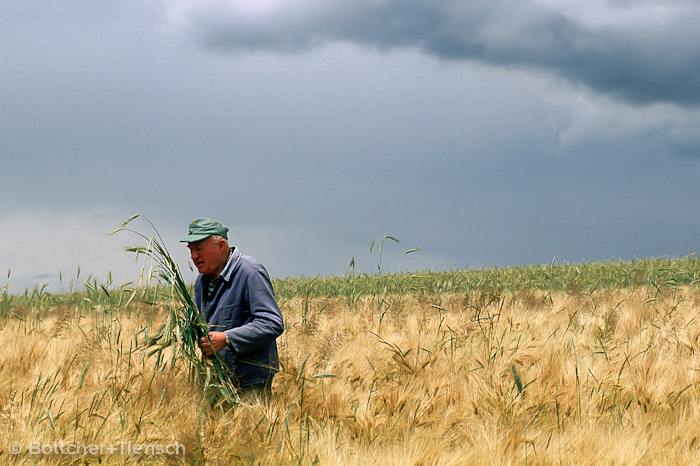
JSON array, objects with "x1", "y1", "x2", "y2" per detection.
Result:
[{"x1": 180, "y1": 218, "x2": 229, "y2": 243}]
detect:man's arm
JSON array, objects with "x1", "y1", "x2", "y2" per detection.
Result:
[{"x1": 225, "y1": 266, "x2": 284, "y2": 354}]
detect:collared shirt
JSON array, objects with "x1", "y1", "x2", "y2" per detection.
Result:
[
  {"x1": 194, "y1": 247, "x2": 284, "y2": 387},
  {"x1": 205, "y1": 248, "x2": 234, "y2": 302}
]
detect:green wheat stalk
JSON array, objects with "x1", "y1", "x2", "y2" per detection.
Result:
[{"x1": 110, "y1": 214, "x2": 239, "y2": 405}]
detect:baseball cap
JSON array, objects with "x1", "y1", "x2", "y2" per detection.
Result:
[{"x1": 179, "y1": 218, "x2": 229, "y2": 243}]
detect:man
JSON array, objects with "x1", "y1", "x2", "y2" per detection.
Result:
[{"x1": 180, "y1": 218, "x2": 284, "y2": 396}]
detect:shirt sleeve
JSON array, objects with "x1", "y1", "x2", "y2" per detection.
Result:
[{"x1": 225, "y1": 265, "x2": 284, "y2": 354}]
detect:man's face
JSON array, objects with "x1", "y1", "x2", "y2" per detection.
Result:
[{"x1": 187, "y1": 237, "x2": 226, "y2": 276}]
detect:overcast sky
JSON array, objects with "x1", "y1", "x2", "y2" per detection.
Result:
[{"x1": 2, "y1": 0, "x2": 700, "y2": 292}]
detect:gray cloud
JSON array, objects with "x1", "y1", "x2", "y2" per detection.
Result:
[
  {"x1": 167, "y1": 0, "x2": 700, "y2": 107},
  {"x1": 3, "y1": 0, "x2": 700, "y2": 293}
]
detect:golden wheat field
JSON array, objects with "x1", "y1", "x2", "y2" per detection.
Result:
[{"x1": 3, "y1": 261, "x2": 700, "y2": 465}]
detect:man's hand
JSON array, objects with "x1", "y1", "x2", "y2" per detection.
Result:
[{"x1": 198, "y1": 331, "x2": 228, "y2": 357}]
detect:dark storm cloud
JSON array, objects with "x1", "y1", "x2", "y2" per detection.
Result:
[
  {"x1": 3, "y1": 0, "x2": 700, "y2": 292},
  {"x1": 175, "y1": 0, "x2": 700, "y2": 106}
]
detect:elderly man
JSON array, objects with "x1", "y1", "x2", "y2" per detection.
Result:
[{"x1": 180, "y1": 218, "x2": 284, "y2": 396}]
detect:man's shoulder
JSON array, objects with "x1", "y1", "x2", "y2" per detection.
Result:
[{"x1": 237, "y1": 254, "x2": 266, "y2": 275}]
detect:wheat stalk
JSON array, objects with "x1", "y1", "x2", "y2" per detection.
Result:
[{"x1": 110, "y1": 214, "x2": 239, "y2": 405}]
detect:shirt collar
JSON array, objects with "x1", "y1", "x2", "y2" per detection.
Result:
[{"x1": 218, "y1": 246, "x2": 241, "y2": 282}]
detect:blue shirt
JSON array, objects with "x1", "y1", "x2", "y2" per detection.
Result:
[{"x1": 194, "y1": 247, "x2": 284, "y2": 387}]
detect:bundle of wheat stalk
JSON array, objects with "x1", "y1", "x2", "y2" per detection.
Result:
[{"x1": 110, "y1": 214, "x2": 239, "y2": 405}]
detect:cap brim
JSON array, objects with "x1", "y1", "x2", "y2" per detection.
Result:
[{"x1": 179, "y1": 234, "x2": 213, "y2": 243}]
